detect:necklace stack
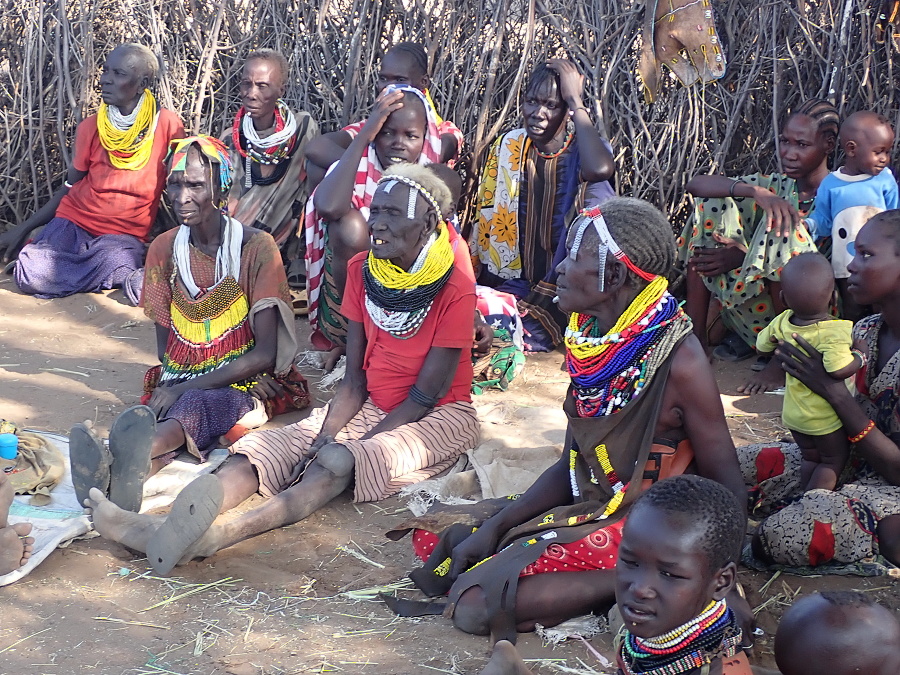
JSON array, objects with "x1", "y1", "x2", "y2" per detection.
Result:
[
  {"x1": 232, "y1": 99, "x2": 299, "y2": 188},
  {"x1": 97, "y1": 88, "x2": 158, "y2": 170},
  {"x1": 535, "y1": 124, "x2": 574, "y2": 159},
  {"x1": 620, "y1": 600, "x2": 743, "y2": 675},
  {"x1": 565, "y1": 276, "x2": 683, "y2": 418},
  {"x1": 363, "y1": 226, "x2": 455, "y2": 339}
]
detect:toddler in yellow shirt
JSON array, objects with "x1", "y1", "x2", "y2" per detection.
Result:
[{"x1": 756, "y1": 252, "x2": 863, "y2": 491}]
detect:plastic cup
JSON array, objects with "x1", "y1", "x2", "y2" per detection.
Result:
[{"x1": 0, "y1": 433, "x2": 18, "y2": 460}]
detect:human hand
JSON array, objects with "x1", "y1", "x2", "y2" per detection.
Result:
[
  {"x1": 775, "y1": 334, "x2": 841, "y2": 399},
  {"x1": 148, "y1": 383, "x2": 184, "y2": 417},
  {"x1": 755, "y1": 190, "x2": 801, "y2": 238},
  {"x1": 473, "y1": 312, "x2": 493, "y2": 354},
  {"x1": 546, "y1": 58, "x2": 584, "y2": 108},
  {"x1": 0, "y1": 225, "x2": 30, "y2": 264},
  {"x1": 448, "y1": 522, "x2": 500, "y2": 580},
  {"x1": 249, "y1": 373, "x2": 283, "y2": 401},
  {"x1": 361, "y1": 87, "x2": 406, "y2": 143},
  {"x1": 690, "y1": 244, "x2": 745, "y2": 277}
]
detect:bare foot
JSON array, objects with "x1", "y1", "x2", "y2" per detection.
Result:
[
  {"x1": 0, "y1": 523, "x2": 34, "y2": 575},
  {"x1": 84, "y1": 488, "x2": 164, "y2": 553},
  {"x1": 737, "y1": 359, "x2": 786, "y2": 395},
  {"x1": 480, "y1": 641, "x2": 534, "y2": 675},
  {"x1": 0, "y1": 472, "x2": 13, "y2": 528}
]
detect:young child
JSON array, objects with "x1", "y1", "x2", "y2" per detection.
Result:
[
  {"x1": 803, "y1": 110, "x2": 898, "y2": 321},
  {"x1": 774, "y1": 592, "x2": 900, "y2": 675},
  {"x1": 479, "y1": 475, "x2": 751, "y2": 675},
  {"x1": 755, "y1": 252, "x2": 862, "y2": 492}
]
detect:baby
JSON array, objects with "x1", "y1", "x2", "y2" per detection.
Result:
[
  {"x1": 775, "y1": 591, "x2": 900, "y2": 675},
  {"x1": 756, "y1": 252, "x2": 861, "y2": 492},
  {"x1": 803, "y1": 110, "x2": 898, "y2": 321},
  {"x1": 480, "y1": 475, "x2": 751, "y2": 675}
]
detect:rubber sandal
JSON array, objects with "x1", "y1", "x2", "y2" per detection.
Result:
[
  {"x1": 146, "y1": 474, "x2": 224, "y2": 575},
  {"x1": 712, "y1": 334, "x2": 755, "y2": 362},
  {"x1": 750, "y1": 355, "x2": 772, "y2": 372},
  {"x1": 69, "y1": 423, "x2": 111, "y2": 508},
  {"x1": 108, "y1": 405, "x2": 155, "y2": 513}
]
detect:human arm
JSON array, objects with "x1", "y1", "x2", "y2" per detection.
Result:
[
  {"x1": 884, "y1": 170, "x2": 899, "y2": 210},
  {"x1": 474, "y1": 310, "x2": 493, "y2": 354},
  {"x1": 313, "y1": 88, "x2": 405, "y2": 221},
  {"x1": 546, "y1": 59, "x2": 614, "y2": 183},
  {"x1": 440, "y1": 133, "x2": 459, "y2": 164},
  {"x1": 147, "y1": 307, "x2": 279, "y2": 417},
  {"x1": 685, "y1": 175, "x2": 800, "y2": 238},
  {"x1": 0, "y1": 167, "x2": 88, "y2": 263},
  {"x1": 776, "y1": 334, "x2": 900, "y2": 486},
  {"x1": 827, "y1": 354, "x2": 862, "y2": 380},
  {"x1": 448, "y1": 447, "x2": 574, "y2": 579},
  {"x1": 304, "y1": 130, "x2": 353, "y2": 171}
]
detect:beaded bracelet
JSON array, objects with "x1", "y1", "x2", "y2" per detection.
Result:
[
  {"x1": 64, "y1": 180, "x2": 74, "y2": 189},
  {"x1": 851, "y1": 348, "x2": 868, "y2": 369},
  {"x1": 729, "y1": 179, "x2": 746, "y2": 198},
  {"x1": 848, "y1": 420, "x2": 875, "y2": 444},
  {"x1": 409, "y1": 384, "x2": 439, "y2": 408}
]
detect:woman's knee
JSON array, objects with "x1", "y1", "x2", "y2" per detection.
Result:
[
  {"x1": 316, "y1": 442, "x2": 355, "y2": 477},
  {"x1": 877, "y1": 514, "x2": 900, "y2": 565},
  {"x1": 330, "y1": 211, "x2": 370, "y2": 257},
  {"x1": 451, "y1": 586, "x2": 490, "y2": 636}
]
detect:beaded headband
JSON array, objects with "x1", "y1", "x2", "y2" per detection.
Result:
[
  {"x1": 166, "y1": 135, "x2": 234, "y2": 201},
  {"x1": 377, "y1": 173, "x2": 443, "y2": 223},
  {"x1": 569, "y1": 206, "x2": 657, "y2": 291}
]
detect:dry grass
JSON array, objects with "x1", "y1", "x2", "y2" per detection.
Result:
[{"x1": 1, "y1": 0, "x2": 898, "y2": 231}]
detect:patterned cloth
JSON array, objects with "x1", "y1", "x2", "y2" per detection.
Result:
[
  {"x1": 15, "y1": 217, "x2": 144, "y2": 298},
  {"x1": 232, "y1": 399, "x2": 479, "y2": 502},
  {"x1": 304, "y1": 86, "x2": 445, "y2": 350},
  {"x1": 472, "y1": 285, "x2": 525, "y2": 394},
  {"x1": 676, "y1": 172, "x2": 818, "y2": 348},
  {"x1": 738, "y1": 313, "x2": 900, "y2": 567},
  {"x1": 469, "y1": 129, "x2": 614, "y2": 351}
]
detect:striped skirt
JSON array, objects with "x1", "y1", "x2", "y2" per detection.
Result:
[{"x1": 231, "y1": 399, "x2": 480, "y2": 502}]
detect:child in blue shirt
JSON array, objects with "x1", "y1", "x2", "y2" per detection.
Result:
[{"x1": 804, "y1": 110, "x2": 898, "y2": 321}]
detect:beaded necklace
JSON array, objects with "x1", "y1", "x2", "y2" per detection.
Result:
[
  {"x1": 363, "y1": 224, "x2": 455, "y2": 339},
  {"x1": 535, "y1": 123, "x2": 574, "y2": 159},
  {"x1": 232, "y1": 100, "x2": 299, "y2": 188},
  {"x1": 620, "y1": 600, "x2": 744, "y2": 675},
  {"x1": 97, "y1": 88, "x2": 158, "y2": 170}
]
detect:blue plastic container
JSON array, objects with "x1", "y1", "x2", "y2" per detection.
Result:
[{"x1": 0, "y1": 433, "x2": 18, "y2": 460}]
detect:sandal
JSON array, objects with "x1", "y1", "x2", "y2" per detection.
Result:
[
  {"x1": 751, "y1": 354, "x2": 771, "y2": 372},
  {"x1": 712, "y1": 333, "x2": 755, "y2": 362}
]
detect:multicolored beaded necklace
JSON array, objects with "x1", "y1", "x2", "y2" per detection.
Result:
[
  {"x1": 231, "y1": 99, "x2": 299, "y2": 188},
  {"x1": 619, "y1": 599, "x2": 743, "y2": 675},
  {"x1": 534, "y1": 122, "x2": 575, "y2": 159}
]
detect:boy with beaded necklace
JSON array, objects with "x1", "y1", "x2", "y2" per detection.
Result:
[{"x1": 478, "y1": 475, "x2": 751, "y2": 675}]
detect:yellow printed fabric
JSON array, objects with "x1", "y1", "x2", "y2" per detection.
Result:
[{"x1": 469, "y1": 129, "x2": 529, "y2": 280}]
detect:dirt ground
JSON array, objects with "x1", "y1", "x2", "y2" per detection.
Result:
[{"x1": 1, "y1": 278, "x2": 897, "y2": 675}]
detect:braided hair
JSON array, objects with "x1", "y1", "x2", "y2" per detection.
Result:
[
  {"x1": 386, "y1": 42, "x2": 430, "y2": 78},
  {"x1": 580, "y1": 197, "x2": 676, "y2": 283},
  {"x1": 525, "y1": 61, "x2": 560, "y2": 99},
  {"x1": 630, "y1": 475, "x2": 745, "y2": 572},
  {"x1": 789, "y1": 98, "x2": 840, "y2": 143}
]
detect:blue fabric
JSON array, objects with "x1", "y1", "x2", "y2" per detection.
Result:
[
  {"x1": 806, "y1": 168, "x2": 899, "y2": 239},
  {"x1": 15, "y1": 217, "x2": 144, "y2": 298}
]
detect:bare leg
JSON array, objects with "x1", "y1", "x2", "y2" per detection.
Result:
[
  {"x1": 876, "y1": 514, "x2": 900, "y2": 566},
  {"x1": 452, "y1": 569, "x2": 618, "y2": 635},
  {"x1": 794, "y1": 429, "x2": 850, "y2": 492},
  {"x1": 685, "y1": 266, "x2": 713, "y2": 354},
  {"x1": 480, "y1": 641, "x2": 534, "y2": 675},
  {"x1": 148, "y1": 419, "x2": 187, "y2": 477},
  {"x1": 328, "y1": 209, "x2": 369, "y2": 297}
]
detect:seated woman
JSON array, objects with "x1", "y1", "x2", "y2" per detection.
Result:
[
  {"x1": 0, "y1": 43, "x2": 185, "y2": 303},
  {"x1": 226, "y1": 48, "x2": 319, "y2": 251},
  {"x1": 677, "y1": 99, "x2": 839, "y2": 387},
  {"x1": 304, "y1": 41, "x2": 462, "y2": 188},
  {"x1": 304, "y1": 85, "x2": 444, "y2": 353},
  {"x1": 70, "y1": 136, "x2": 309, "y2": 513},
  {"x1": 83, "y1": 163, "x2": 480, "y2": 575},
  {"x1": 401, "y1": 199, "x2": 747, "y2": 640},
  {"x1": 469, "y1": 58, "x2": 615, "y2": 352},
  {"x1": 740, "y1": 211, "x2": 900, "y2": 570}
]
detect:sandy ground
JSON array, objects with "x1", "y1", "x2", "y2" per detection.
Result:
[{"x1": 1, "y1": 277, "x2": 897, "y2": 675}]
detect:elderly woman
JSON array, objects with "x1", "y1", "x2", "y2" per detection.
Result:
[
  {"x1": 469, "y1": 58, "x2": 615, "y2": 352},
  {"x1": 0, "y1": 43, "x2": 185, "y2": 302},
  {"x1": 400, "y1": 198, "x2": 748, "y2": 641},
  {"x1": 70, "y1": 136, "x2": 308, "y2": 513},
  {"x1": 83, "y1": 162, "x2": 480, "y2": 574},
  {"x1": 740, "y1": 211, "x2": 900, "y2": 569}
]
